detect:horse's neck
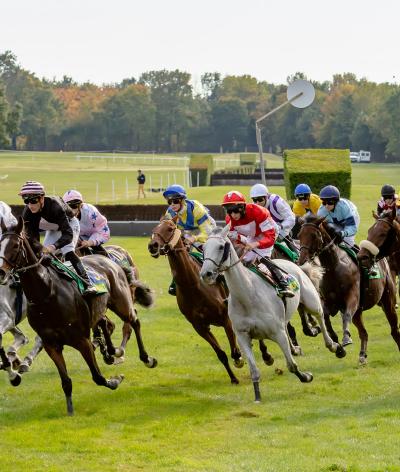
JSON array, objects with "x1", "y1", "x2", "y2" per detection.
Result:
[
  {"x1": 223, "y1": 253, "x2": 254, "y2": 305},
  {"x1": 20, "y1": 240, "x2": 52, "y2": 302},
  {"x1": 168, "y1": 245, "x2": 199, "y2": 285}
]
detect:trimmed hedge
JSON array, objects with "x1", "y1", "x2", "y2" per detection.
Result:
[
  {"x1": 239, "y1": 153, "x2": 257, "y2": 165},
  {"x1": 284, "y1": 148, "x2": 351, "y2": 199}
]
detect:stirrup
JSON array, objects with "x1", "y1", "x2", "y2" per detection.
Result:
[
  {"x1": 278, "y1": 288, "x2": 295, "y2": 298},
  {"x1": 82, "y1": 285, "x2": 98, "y2": 296}
]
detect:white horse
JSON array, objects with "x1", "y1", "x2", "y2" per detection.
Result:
[{"x1": 200, "y1": 226, "x2": 346, "y2": 402}]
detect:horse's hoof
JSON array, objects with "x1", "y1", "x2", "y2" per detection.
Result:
[
  {"x1": 359, "y1": 356, "x2": 368, "y2": 366},
  {"x1": 342, "y1": 336, "x2": 353, "y2": 346},
  {"x1": 254, "y1": 399, "x2": 261, "y2": 404},
  {"x1": 231, "y1": 377, "x2": 239, "y2": 384},
  {"x1": 145, "y1": 357, "x2": 158, "y2": 368},
  {"x1": 103, "y1": 355, "x2": 115, "y2": 365},
  {"x1": 234, "y1": 357, "x2": 245, "y2": 368},
  {"x1": 292, "y1": 347, "x2": 303, "y2": 356},
  {"x1": 18, "y1": 362, "x2": 30, "y2": 374},
  {"x1": 10, "y1": 374, "x2": 22, "y2": 387},
  {"x1": 113, "y1": 356, "x2": 125, "y2": 365},
  {"x1": 300, "y1": 372, "x2": 313, "y2": 383},
  {"x1": 264, "y1": 357, "x2": 274, "y2": 366},
  {"x1": 114, "y1": 348, "x2": 125, "y2": 358},
  {"x1": 12, "y1": 357, "x2": 21, "y2": 370},
  {"x1": 335, "y1": 345, "x2": 347, "y2": 359}
]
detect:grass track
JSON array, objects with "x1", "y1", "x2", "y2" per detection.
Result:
[{"x1": 0, "y1": 154, "x2": 399, "y2": 471}]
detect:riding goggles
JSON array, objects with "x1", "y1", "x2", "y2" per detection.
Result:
[
  {"x1": 224, "y1": 204, "x2": 244, "y2": 214},
  {"x1": 23, "y1": 196, "x2": 41, "y2": 204},
  {"x1": 167, "y1": 198, "x2": 183, "y2": 205},
  {"x1": 251, "y1": 197, "x2": 266, "y2": 203},
  {"x1": 296, "y1": 194, "x2": 310, "y2": 201},
  {"x1": 321, "y1": 200, "x2": 336, "y2": 206},
  {"x1": 68, "y1": 202, "x2": 81, "y2": 209}
]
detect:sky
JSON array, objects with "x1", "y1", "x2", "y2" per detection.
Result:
[{"x1": 1, "y1": 0, "x2": 399, "y2": 88}]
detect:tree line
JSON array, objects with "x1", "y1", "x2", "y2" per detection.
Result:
[{"x1": 1, "y1": 50, "x2": 399, "y2": 161}]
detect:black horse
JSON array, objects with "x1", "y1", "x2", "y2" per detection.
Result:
[{"x1": 0, "y1": 217, "x2": 157, "y2": 415}]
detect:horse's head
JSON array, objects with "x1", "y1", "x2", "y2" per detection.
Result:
[
  {"x1": 148, "y1": 216, "x2": 182, "y2": 258},
  {"x1": 0, "y1": 216, "x2": 25, "y2": 284},
  {"x1": 200, "y1": 225, "x2": 233, "y2": 285},
  {"x1": 298, "y1": 215, "x2": 327, "y2": 265},
  {"x1": 358, "y1": 207, "x2": 400, "y2": 269}
]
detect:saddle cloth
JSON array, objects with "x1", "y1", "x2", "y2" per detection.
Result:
[{"x1": 248, "y1": 265, "x2": 300, "y2": 295}]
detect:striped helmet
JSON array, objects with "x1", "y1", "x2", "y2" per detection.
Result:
[{"x1": 19, "y1": 181, "x2": 45, "y2": 197}]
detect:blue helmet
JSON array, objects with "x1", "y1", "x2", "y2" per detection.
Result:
[
  {"x1": 294, "y1": 183, "x2": 311, "y2": 197},
  {"x1": 319, "y1": 185, "x2": 340, "y2": 200},
  {"x1": 163, "y1": 184, "x2": 187, "y2": 200}
]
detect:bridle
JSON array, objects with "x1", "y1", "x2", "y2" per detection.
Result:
[
  {"x1": 203, "y1": 236, "x2": 243, "y2": 273},
  {"x1": 0, "y1": 230, "x2": 44, "y2": 275},
  {"x1": 363, "y1": 216, "x2": 400, "y2": 263},
  {"x1": 151, "y1": 220, "x2": 184, "y2": 256},
  {"x1": 299, "y1": 222, "x2": 336, "y2": 262}
]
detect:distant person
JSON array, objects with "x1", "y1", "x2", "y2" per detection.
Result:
[
  {"x1": 377, "y1": 184, "x2": 400, "y2": 216},
  {"x1": 137, "y1": 170, "x2": 146, "y2": 199}
]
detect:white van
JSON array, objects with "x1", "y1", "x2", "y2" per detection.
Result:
[
  {"x1": 350, "y1": 152, "x2": 360, "y2": 163},
  {"x1": 359, "y1": 150, "x2": 371, "y2": 162}
]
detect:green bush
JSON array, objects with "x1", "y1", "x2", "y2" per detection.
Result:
[
  {"x1": 284, "y1": 148, "x2": 351, "y2": 198},
  {"x1": 239, "y1": 153, "x2": 257, "y2": 165},
  {"x1": 189, "y1": 154, "x2": 214, "y2": 185}
]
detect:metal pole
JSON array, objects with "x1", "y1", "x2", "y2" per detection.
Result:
[{"x1": 255, "y1": 92, "x2": 303, "y2": 185}]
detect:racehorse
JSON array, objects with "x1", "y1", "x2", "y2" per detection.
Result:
[
  {"x1": 76, "y1": 243, "x2": 155, "y2": 361},
  {"x1": 0, "y1": 217, "x2": 157, "y2": 415},
  {"x1": 0, "y1": 282, "x2": 43, "y2": 384},
  {"x1": 200, "y1": 225, "x2": 345, "y2": 402},
  {"x1": 298, "y1": 213, "x2": 400, "y2": 364},
  {"x1": 148, "y1": 217, "x2": 245, "y2": 384},
  {"x1": 358, "y1": 206, "x2": 400, "y2": 300}
]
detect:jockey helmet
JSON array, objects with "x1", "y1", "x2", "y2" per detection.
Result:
[
  {"x1": 250, "y1": 183, "x2": 269, "y2": 199},
  {"x1": 294, "y1": 183, "x2": 311, "y2": 197},
  {"x1": 222, "y1": 191, "x2": 246, "y2": 206},
  {"x1": 63, "y1": 189, "x2": 83, "y2": 204},
  {"x1": 19, "y1": 181, "x2": 45, "y2": 197},
  {"x1": 381, "y1": 184, "x2": 396, "y2": 198},
  {"x1": 319, "y1": 185, "x2": 340, "y2": 200},
  {"x1": 163, "y1": 184, "x2": 187, "y2": 200}
]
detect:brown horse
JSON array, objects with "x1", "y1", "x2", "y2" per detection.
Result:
[
  {"x1": 148, "y1": 217, "x2": 248, "y2": 384},
  {"x1": 0, "y1": 217, "x2": 157, "y2": 415},
  {"x1": 298, "y1": 213, "x2": 400, "y2": 364},
  {"x1": 358, "y1": 206, "x2": 400, "y2": 301}
]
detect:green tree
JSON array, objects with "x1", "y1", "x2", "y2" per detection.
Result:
[{"x1": 0, "y1": 84, "x2": 10, "y2": 147}]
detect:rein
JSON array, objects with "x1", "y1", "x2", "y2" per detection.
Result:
[
  {"x1": 204, "y1": 237, "x2": 245, "y2": 273},
  {"x1": 299, "y1": 222, "x2": 336, "y2": 261},
  {"x1": 0, "y1": 230, "x2": 44, "y2": 273},
  {"x1": 152, "y1": 223, "x2": 185, "y2": 255}
]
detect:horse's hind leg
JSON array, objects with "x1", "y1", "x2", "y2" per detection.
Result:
[
  {"x1": 352, "y1": 309, "x2": 368, "y2": 365},
  {"x1": 286, "y1": 323, "x2": 302, "y2": 356},
  {"x1": 259, "y1": 340, "x2": 274, "y2": 366},
  {"x1": 379, "y1": 276, "x2": 400, "y2": 351},
  {"x1": 130, "y1": 312, "x2": 157, "y2": 368},
  {"x1": 0, "y1": 333, "x2": 21, "y2": 386},
  {"x1": 298, "y1": 305, "x2": 321, "y2": 337},
  {"x1": 271, "y1": 329, "x2": 313, "y2": 384},
  {"x1": 7, "y1": 327, "x2": 29, "y2": 368},
  {"x1": 43, "y1": 343, "x2": 74, "y2": 415},
  {"x1": 223, "y1": 319, "x2": 244, "y2": 368},
  {"x1": 18, "y1": 336, "x2": 43, "y2": 374},
  {"x1": 193, "y1": 324, "x2": 239, "y2": 384}
]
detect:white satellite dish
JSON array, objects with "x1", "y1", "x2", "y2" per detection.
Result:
[{"x1": 287, "y1": 79, "x2": 315, "y2": 109}]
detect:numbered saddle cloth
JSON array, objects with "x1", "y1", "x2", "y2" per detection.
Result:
[
  {"x1": 50, "y1": 259, "x2": 108, "y2": 295},
  {"x1": 248, "y1": 265, "x2": 300, "y2": 295},
  {"x1": 106, "y1": 247, "x2": 132, "y2": 272}
]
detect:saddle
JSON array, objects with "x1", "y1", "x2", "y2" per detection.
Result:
[{"x1": 247, "y1": 264, "x2": 300, "y2": 296}]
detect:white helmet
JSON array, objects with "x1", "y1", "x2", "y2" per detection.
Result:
[{"x1": 250, "y1": 183, "x2": 269, "y2": 198}]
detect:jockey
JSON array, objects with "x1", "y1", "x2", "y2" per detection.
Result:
[
  {"x1": 292, "y1": 183, "x2": 322, "y2": 217},
  {"x1": 63, "y1": 189, "x2": 110, "y2": 256},
  {"x1": 377, "y1": 184, "x2": 400, "y2": 216},
  {"x1": 222, "y1": 190, "x2": 294, "y2": 298},
  {"x1": 163, "y1": 184, "x2": 216, "y2": 296},
  {"x1": 317, "y1": 185, "x2": 360, "y2": 249},
  {"x1": 20, "y1": 181, "x2": 97, "y2": 296},
  {"x1": 163, "y1": 184, "x2": 216, "y2": 248}
]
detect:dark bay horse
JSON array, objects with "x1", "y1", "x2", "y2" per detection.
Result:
[
  {"x1": 148, "y1": 217, "x2": 246, "y2": 384},
  {"x1": 0, "y1": 218, "x2": 157, "y2": 415},
  {"x1": 358, "y1": 206, "x2": 400, "y2": 300},
  {"x1": 298, "y1": 213, "x2": 400, "y2": 364}
]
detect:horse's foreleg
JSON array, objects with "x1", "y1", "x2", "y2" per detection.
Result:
[
  {"x1": 352, "y1": 309, "x2": 368, "y2": 364},
  {"x1": 18, "y1": 335, "x2": 43, "y2": 374},
  {"x1": 97, "y1": 317, "x2": 116, "y2": 364},
  {"x1": 235, "y1": 331, "x2": 261, "y2": 401},
  {"x1": 43, "y1": 343, "x2": 74, "y2": 415},
  {"x1": 194, "y1": 324, "x2": 239, "y2": 384},
  {"x1": 0, "y1": 333, "x2": 21, "y2": 386},
  {"x1": 6, "y1": 327, "x2": 29, "y2": 369},
  {"x1": 223, "y1": 319, "x2": 244, "y2": 368},
  {"x1": 259, "y1": 340, "x2": 274, "y2": 366},
  {"x1": 271, "y1": 329, "x2": 313, "y2": 384},
  {"x1": 75, "y1": 337, "x2": 124, "y2": 392},
  {"x1": 323, "y1": 306, "x2": 339, "y2": 343},
  {"x1": 130, "y1": 313, "x2": 157, "y2": 368},
  {"x1": 379, "y1": 277, "x2": 400, "y2": 351},
  {"x1": 286, "y1": 322, "x2": 302, "y2": 356},
  {"x1": 116, "y1": 321, "x2": 132, "y2": 360},
  {"x1": 298, "y1": 305, "x2": 321, "y2": 337}
]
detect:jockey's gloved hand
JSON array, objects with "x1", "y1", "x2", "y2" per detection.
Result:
[
  {"x1": 334, "y1": 230, "x2": 344, "y2": 243},
  {"x1": 277, "y1": 234, "x2": 285, "y2": 242},
  {"x1": 43, "y1": 244, "x2": 56, "y2": 254}
]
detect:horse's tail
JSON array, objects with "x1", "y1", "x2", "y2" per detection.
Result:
[
  {"x1": 299, "y1": 261, "x2": 324, "y2": 292},
  {"x1": 131, "y1": 280, "x2": 155, "y2": 308}
]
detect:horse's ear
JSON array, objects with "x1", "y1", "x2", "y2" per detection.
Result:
[
  {"x1": 391, "y1": 204, "x2": 397, "y2": 220},
  {"x1": 372, "y1": 210, "x2": 378, "y2": 220},
  {"x1": 316, "y1": 216, "x2": 326, "y2": 226},
  {"x1": 0, "y1": 217, "x2": 7, "y2": 234},
  {"x1": 16, "y1": 216, "x2": 24, "y2": 234},
  {"x1": 221, "y1": 224, "x2": 230, "y2": 238}
]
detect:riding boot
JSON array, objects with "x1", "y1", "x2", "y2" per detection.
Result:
[
  {"x1": 65, "y1": 252, "x2": 97, "y2": 296},
  {"x1": 260, "y1": 257, "x2": 295, "y2": 298},
  {"x1": 168, "y1": 279, "x2": 177, "y2": 296}
]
